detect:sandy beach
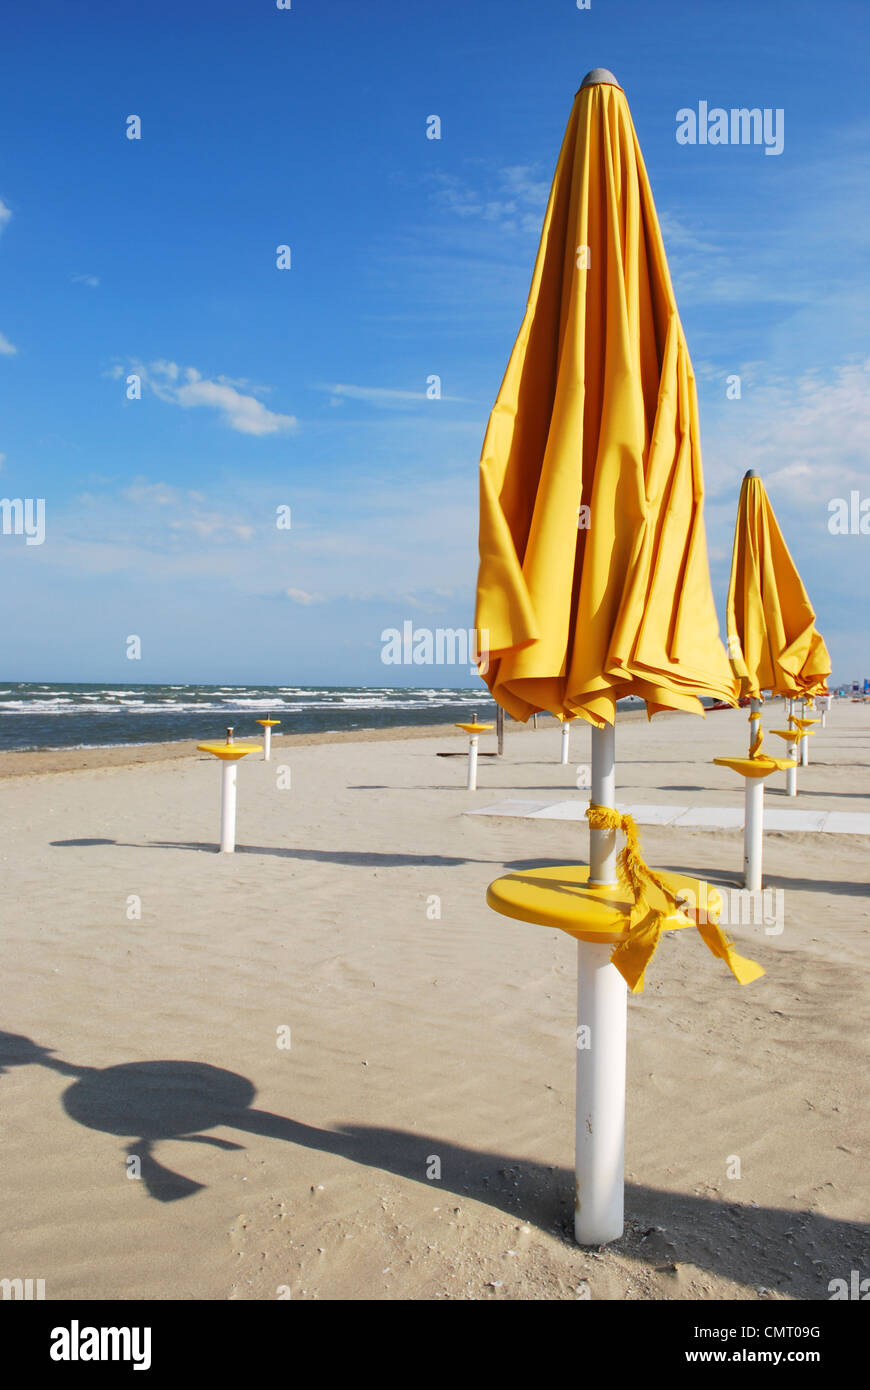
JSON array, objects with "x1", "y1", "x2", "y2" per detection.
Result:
[{"x1": 1, "y1": 702, "x2": 867, "y2": 1301}]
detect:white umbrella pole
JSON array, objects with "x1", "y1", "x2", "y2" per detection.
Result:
[
  {"x1": 786, "y1": 743, "x2": 797, "y2": 797},
  {"x1": 560, "y1": 721, "x2": 570, "y2": 765},
  {"x1": 744, "y1": 778, "x2": 764, "y2": 891},
  {"x1": 742, "y1": 697, "x2": 765, "y2": 891},
  {"x1": 263, "y1": 726, "x2": 272, "y2": 761},
  {"x1": 801, "y1": 737, "x2": 809, "y2": 767},
  {"x1": 589, "y1": 722, "x2": 617, "y2": 884},
  {"x1": 219, "y1": 762, "x2": 238, "y2": 853},
  {"x1": 575, "y1": 719, "x2": 625, "y2": 1247},
  {"x1": 467, "y1": 735, "x2": 479, "y2": 791}
]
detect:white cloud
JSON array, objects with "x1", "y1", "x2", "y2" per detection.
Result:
[
  {"x1": 658, "y1": 211, "x2": 720, "y2": 256},
  {"x1": 0, "y1": 201, "x2": 18, "y2": 354},
  {"x1": 172, "y1": 513, "x2": 255, "y2": 541},
  {"x1": 324, "y1": 382, "x2": 473, "y2": 408},
  {"x1": 122, "y1": 359, "x2": 297, "y2": 436},
  {"x1": 24, "y1": 464, "x2": 477, "y2": 611},
  {"x1": 123, "y1": 481, "x2": 180, "y2": 507},
  {"x1": 151, "y1": 359, "x2": 180, "y2": 381},
  {"x1": 71, "y1": 272, "x2": 100, "y2": 288},
  {"x1": 329, "y1": 383, "x2": 427, "y2": 404},
  {"x1": 174, "y1": 376, "x2": 295, "y2": 434},
  {"x1": 118, "y1": 479, "x2": 258, "y2": 543},
  {"x1": 661, "y1": 125, "x2": 870, "y2": 324},
  {"x1": 285, "y1": 587, "x2": 324, "y2": 605},
  {"x1": 432, "y1": 163, "x2": 549, "y2": 235},
  {"x1": 703, "y1": 358, "x2": 870, "y2": 507}
]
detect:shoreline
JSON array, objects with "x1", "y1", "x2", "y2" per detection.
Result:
[{"x1": 0, "y1": 707, "x2": 658, "y2": 778}]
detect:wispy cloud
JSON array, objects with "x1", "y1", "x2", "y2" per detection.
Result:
[
  {"x1": 13, "y1": 469, "x2": 478, "y2": 615},
  {"x1": 71, "y1": 272, "x2": 100, "y2": 288},
  {"x1": 661, "y1": 122, "x2": 870, "y2": 318},
  {"x1": 285, "y1": 587, "x2": 323, "y2": 605},
  {"x1": 117, "y1": 359, "x2": 297, "y2": 436},
  {"x1": 119, "y1": 479, "x2": 257, "y2": 542},
  {"x1": 0, "y1": 199, "x2": 17, "y2": 355},
  {"x1": 122, "y1": 481, "x2": 179, "y2": 507},
  {"x1": 327, "y1": 383, "x2": 430, "y2": 404},
  {"x1": 703, "y1": 358, "x2": 870, "y2": 507},
  {"x1": 431, "y1": 163, "x2": 549, "y2": 235},
  {"x1": 657, "y1": 210, "x2": 720, "y2": 256},
  {"x1": 323, "y1": 382, "x2": 472, "y2": 408}
]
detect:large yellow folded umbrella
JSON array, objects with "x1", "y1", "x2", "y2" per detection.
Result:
[
  {"x1": 475, "y1": 73, "x2": 737, "y2": 728},
  {"x1": 477, "y1": 71, "x2": 760, "y2": 994},
  {"x1": 478, "y1": 70, "x2": 762, "y2": 1250},
  {"x1": 726, "y1": 470, "x2": 831, "y2": 702}
]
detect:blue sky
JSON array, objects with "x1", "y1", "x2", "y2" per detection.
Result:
[{"x1": 1, "y1": 0, "x2": 868, "y2": 685}]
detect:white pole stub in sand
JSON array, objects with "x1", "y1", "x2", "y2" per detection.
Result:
[
  {"x1": 197, "y1": 742, "x2": 262, "y2": 853},
  {"x1": 786, "y1": 742, "x2": 798, "y2": 796},
  {"x1": 256, "y1": 718, "x2": 281, "y2": 761},
  {"x1": 454, "y1": 721, "x2": 493, "y2": 793},
  {"x1": 575, "y1": 937, "x2": 627, "y2": 1246},
  {"x1": 560, "y1": 720, "x2": 571, "y2": 765},
  {"x1": 575, "y1": 719, "x2": 626, "y2": 1247},
  {"x1": 220, "y1": 761, "x2": 238, "y2": 852},
  {"x1": 467, "y1": 735, "x2": 479, "y2": 790}
]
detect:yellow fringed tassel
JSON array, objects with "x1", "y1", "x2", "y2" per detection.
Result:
[{"x1": 585, "y1": 802, "x2": 765, "y2": 992}]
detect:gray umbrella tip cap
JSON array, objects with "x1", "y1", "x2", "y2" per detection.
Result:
[
  {"x1": 580, "y1": 68, "x2": 621, "y2": 89},
  {"x1": 744, "y1": 469, "x2": 760, "y2": 479}
]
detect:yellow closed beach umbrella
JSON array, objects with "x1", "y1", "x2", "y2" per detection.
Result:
[
  {"x1": 475, "y1": 77, "x2": 736, "y2": 728},
  {"x1": 726, "y1": 470, "x2": 831, "y2": 705},
  {"x1": 477, "y1": 70, "x2": 762, "y2": 1247},
  {"x1": 715, "y1": 469, "x2": 832, "y2": 882}
]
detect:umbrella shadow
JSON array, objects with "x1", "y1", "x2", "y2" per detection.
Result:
[
  {"x1": 770, "y1": 789, "x2": 870, "y2": 802},
  {"x1": 0, "y1": 1031, "x2": 862, "y2": 1294},
  {"x1": 49, "y1": 839, "x2": 492, "y2": 868},
  {"x1": 660, "y1": 863, "x2": 870, "y2": 899},
  {"x1": 657, "y1": 785, "x2": 712, "y2": 793}
]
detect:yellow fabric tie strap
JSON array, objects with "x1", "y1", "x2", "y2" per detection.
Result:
[
  {"x1": 748, "y1": 710, "x2": 763, "y2": 758},
  {"x1": 585, "y1": 803, "x2": 765, "y2": 993}
]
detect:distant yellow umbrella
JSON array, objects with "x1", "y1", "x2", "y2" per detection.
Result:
[
  {"x1": 717, "y1": 469, "x2": 829, "y2": 886},
  {"x1": 726, "y1": 470, "x2": 831, "y2": 705},
  {"x1": 475, "y1": 76, "x2": 736, "y2": 728}
]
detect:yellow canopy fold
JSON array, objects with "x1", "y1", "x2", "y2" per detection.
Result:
[
  {"x1": 726, "y1": 471, "x2": 831, "y2": 700},
  {"x1": 475, "y1": 77, "x2": 737, "y2": 728}
]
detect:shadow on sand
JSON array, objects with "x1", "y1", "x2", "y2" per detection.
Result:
[{"x1": 1, "y1": 1031, "x2": 863, "y2": 1295}]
